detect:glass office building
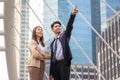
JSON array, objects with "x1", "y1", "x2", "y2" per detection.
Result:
[
  {"x1": 106, "y1": 0, "x2": 120, "y2": 18},
  {"x1": 97, "y1": 11, "x2": 120, "y2": 80},
  {"x1": 43, "y1": 0, "x2": 58, "y2": 49},
  {"x1": 100, "y1": 0, "x2": 120, "y2": 31},
  {"x1": 59, "y1": 0, "x2": 101, "y2": 64},
  {"x1": 44, "y1": 0, "x2": 101, "y2": 65}
]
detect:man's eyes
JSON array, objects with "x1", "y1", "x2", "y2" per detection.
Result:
[{"x1": 55, "y1": 26, "x2": 61, "y2": 27}]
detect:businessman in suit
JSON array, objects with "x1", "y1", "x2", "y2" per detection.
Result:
[{"x1": 49, "y1": 7, "x2": 78, "y2": 80}]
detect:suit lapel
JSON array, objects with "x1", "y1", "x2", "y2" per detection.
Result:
[{"x1": 50, "y1": 39, "x2": 55, "y2": 53}]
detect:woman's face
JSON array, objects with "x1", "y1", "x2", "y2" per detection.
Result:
[{"x1": 36, "y1": 27, "x2": 43, "y2": 38}]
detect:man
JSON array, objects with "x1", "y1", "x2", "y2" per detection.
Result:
[{"x1": 49, "y1": 7, "x2": 78, "y2": 80}]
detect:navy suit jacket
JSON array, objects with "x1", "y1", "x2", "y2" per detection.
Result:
[{"x1": 49, "y1": 14, "x2": 76, "y2": 76}]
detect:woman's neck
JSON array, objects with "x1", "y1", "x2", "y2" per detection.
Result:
[{"x1": 36, "y1": 37, "x2": 40, "y2": 43}]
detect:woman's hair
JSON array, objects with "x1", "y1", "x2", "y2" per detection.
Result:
[{"x1": 32, "y1": 26, "x2": 45, "y2": 47}]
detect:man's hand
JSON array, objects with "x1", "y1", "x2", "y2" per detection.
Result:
[
  {"x1": 49, "y1": 75, "x2": 53, "y2": 80},
  {"x1": 72, "y1": 6, "x2": 78, "y2": 15}
]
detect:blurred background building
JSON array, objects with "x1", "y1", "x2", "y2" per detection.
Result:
[
  {"x1": 43, "y1": 0, "x2": 100, "y2": 80},
  {"x1": 100, "y1": 0, "x2": 120, "y2": 31},
  {"x1": 19, "y1": 0, "x2": 30, "y2": 80},
  {"x1": 70, "y1": 65, "x2": 97, "y2": 80},
  {"x1": 0, "y1": 0, "x2": 120, "y2": 80},
  {"x1": 43, "y1": 0, "x2": 101, "y2": 65},
  {"x1": 97, "y1": 11, "x2": 120, "y2": 80}
]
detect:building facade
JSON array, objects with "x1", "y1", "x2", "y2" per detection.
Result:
[
  {"x1": 19, "y1": 0, "x2": 29, "y2": 80},
  {"x1": 43, "y1": 0, "x2": 59, "y2": 51},
  {"x1": 69, "y1": 0, "x2": 101, "y2": 64},
  {"x1": 43, "y1": 0, "x2": 58, "y2": 41},
  {"x1": 43, "y1": 0, "x2": 101, "y2": 65},
  {"x1": 100, "y1": 0, "x2": 120, "y2": 31},
  {"x1": 70, "y1": 65, "x2": 97, "y2": 80},
  {"x1": 106, "y1": 0, "x2": 120, "y2": 18},
  {"x1": 97, "y1": 11, "x2": 120, "y2": 80}
]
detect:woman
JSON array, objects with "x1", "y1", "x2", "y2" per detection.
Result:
[{"x1": 28, "y1": 26, "x2": 51, "y2": 80}]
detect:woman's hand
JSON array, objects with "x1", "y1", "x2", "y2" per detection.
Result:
[{"x1": 43, "y1": 52, "x2": 51, "y2": 60}]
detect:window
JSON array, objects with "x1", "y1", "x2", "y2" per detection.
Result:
[
  {"x1": 0, "y1": 35, "x2": 5, "y2": 48},
  {"x1": 0, "y1": 19, "x2": 4, "y2": 32}
]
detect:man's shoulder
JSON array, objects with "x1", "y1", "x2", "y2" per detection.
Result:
[
  {"x1": 50, "y1": 39, "x2": 55, "y2": 46},
  {"x1": 59, "y1": 32, "x2": 65, "y2": 39}
]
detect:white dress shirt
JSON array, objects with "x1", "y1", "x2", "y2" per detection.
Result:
[
  {"x1": 53, "y1": 35, "x2": 64, "y2": 60},
  {"x1": 39, "y1": 42, "x2": 47, "y2": 54}
]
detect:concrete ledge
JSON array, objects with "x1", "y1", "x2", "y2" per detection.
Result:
[
  {"x1": 0, "y1": 14, "x2": 4, "y2": 19},
  {"x1": 0, "y1": 0, "x2": 6, "y2": 2},
  {"x1": 0, "y1": 31, "x2": 4, "y2": 35},
  {"x1": 0, "y1": 47, "x2": 5, "y2": 51}
]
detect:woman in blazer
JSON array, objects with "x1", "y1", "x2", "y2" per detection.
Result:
[{"x1": 28, "y1": 26, "x2": 51, "y2": 80}]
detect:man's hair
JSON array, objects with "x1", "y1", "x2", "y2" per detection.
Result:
[{"x1": 51, "y1": 21, "x2": 61, "y2": 28}]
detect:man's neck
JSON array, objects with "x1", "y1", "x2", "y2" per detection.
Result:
[{"x1": 55, "y1": 33, "x2": 60, "y2": 38}]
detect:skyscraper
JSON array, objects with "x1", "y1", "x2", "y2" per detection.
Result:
[
  {"x1": 20, "y1": 0, "x2": 29, "y2": 80},
  {"x1": 100, "y1": 0, "x2": 120, "y2": 31},
  {"x1": 105, "y1": 0, "x2": 120, "y2": 18},
  {"x1": 68, "y1": 0, "x2": 101, "y2": 64},
  {"x1": 43, "y1": 0, "x2": 101, "y2": 65},
  {"x1": 97, "y1": 11, "x2": 120, "y2": 80},
  {"x1": 43, "y1": 0, "x2": 59, "y2": 52}
]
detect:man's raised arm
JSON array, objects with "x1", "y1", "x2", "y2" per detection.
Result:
[{"x1": 66, "y1": 7, "x2": 78, "y2": 37}]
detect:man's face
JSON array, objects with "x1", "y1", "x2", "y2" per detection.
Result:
[{"x1": 52, "y1": 23, "x2": 62, "y2": 34}]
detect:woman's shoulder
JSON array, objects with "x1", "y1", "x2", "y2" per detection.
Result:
[
  {"x1": 28, "y1": 39, "x2": 39, "y2": 49},
  {"x1": 29, "y1": 39, "x2": 37, "y2": 45}
]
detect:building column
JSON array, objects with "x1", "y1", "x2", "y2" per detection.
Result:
[{"x1": 4, "y1": 0, "x2": 18, "y2": 80}]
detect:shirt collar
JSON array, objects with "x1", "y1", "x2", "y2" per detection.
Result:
[{"x1": 55, "y1": 33, "x2": 61, "y2": 39}]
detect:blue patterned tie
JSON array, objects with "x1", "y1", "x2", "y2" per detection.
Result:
[{"x1": 52, "y1": 38, "x2": 58, "y2": 62}]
